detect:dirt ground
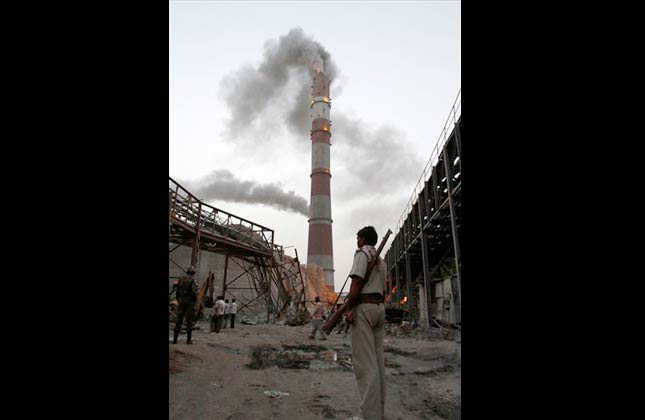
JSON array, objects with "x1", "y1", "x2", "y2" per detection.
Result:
[{"x1": 169, "y1": 320, "x2": 461, "y2": 420}]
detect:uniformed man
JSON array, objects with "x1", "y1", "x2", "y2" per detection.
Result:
[
  {"x1": 172, "y1": 265, "x2": 198, "y2": 345},
  {"x1": 344, "y1": 226, "x2": 387, "y2": 420}
]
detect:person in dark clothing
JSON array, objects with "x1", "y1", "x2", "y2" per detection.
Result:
[{"x1": 172, "y1": 265, "x2": 198, "y2": 345}]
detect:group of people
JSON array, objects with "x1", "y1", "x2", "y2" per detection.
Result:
[
  {"x1": 172, "y1": 225, "x2": 388, "y2": 420},
  {"x1": 171, "y1": 267, "x2": 238, "y2": 344},
  {"x1": 210, "y1": 296, "x2": 237, "y2": 333}
]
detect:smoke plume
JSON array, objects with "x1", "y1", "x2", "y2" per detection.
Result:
[
  {"x1": 332, "y1": 114, "x2": 425, "y2": 197},
  {"x1": 221, "y1": 27, "x2": 338, "y2": 139},
  {"x1": 219, "y1": 28, "x2": 425, "y2": 201},
  {"x1": 182, "y1": 170, "x2": 309, "y2": 217}
]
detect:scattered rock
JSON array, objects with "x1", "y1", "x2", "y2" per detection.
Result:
[{"x1": 264, "y1": 390, "x2": 290, "y2": 398}]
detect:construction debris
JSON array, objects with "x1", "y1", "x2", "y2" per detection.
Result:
[
  {"x1": 248, "y1": 344, "x2": 344, "y2": 370},
  {"x1": 264, "y1": 390, "x2": 290, "y2": 398}
]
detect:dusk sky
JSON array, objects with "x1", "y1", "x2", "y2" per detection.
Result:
[{"x1": 170, "y1": 1, "x2": 461, "y2": 291}]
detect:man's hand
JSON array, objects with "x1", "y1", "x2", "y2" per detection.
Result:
[{"x1": 344, "y1": 309, "x2": 355, "y2": 324}]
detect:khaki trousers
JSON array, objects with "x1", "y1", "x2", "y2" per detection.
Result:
[
  {"x1": 310, "y1": 319, "x2": 327, "y2": 339},
  {"x1": 351, "y1": 303, "x2": 386, "y2": 420}
]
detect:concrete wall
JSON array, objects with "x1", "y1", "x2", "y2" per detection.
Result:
[
  {"x1": 433, "y1": 277, "x2": 461, "y2": 324},
  {"x1": 418, "y1": 284, "x2": 428, "y2": 327}
]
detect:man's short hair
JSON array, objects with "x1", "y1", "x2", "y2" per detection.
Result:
[{"x1": 357, "y1": 226, "x2": 378, "y2": 246}]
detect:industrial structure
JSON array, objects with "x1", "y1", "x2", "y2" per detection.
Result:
[
  {"x1": 307, "y1": 64, "x2": 335, "y2": 291},
  {"x1": 384, "y1": 90, "x2": 461, "y2": 329},
  {"x1": 169, "y1": 178, "x2": 309, "y2": 322}
]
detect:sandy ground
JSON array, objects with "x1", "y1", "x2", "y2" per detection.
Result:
[{"x1": 169, "y1": 320, "x2": 461, "y2": 420}]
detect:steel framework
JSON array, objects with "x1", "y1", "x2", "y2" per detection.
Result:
[
  {"x1": 169, "y1": 177, "x2": 302, "y2": 321},
  {"x1": 384, "y1": 90, "x2": 461, "y2": 328}
]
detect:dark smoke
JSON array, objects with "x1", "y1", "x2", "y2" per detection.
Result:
[
  {"x1": 219, "y1": 28, "x2": 424, "y2": 201},
  {"x1": 221, "y1": 27, "x2": 338, "y2": 139},
  {"x1": 181, "y1": 170, "x2": 309, "y2": 217}
]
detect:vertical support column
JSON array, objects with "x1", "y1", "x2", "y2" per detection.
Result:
[
  {"x1": 394, "y1": 262, "x2": 401, "y2": 309},
  {"x1": 191, "y1": 202, "x2": 202, "y2": 268},
  {"x1": 221, "y1": 254, "x2": 229, "y2": 298},
  {"x1": 442, "y1": 145, "x2": 461, "y2": 313},
  {"x1": 419, "y1": 214, "x2": 432, "y2": 329},
  {"x1": 431, "y1": 167, "x2": 441, "y2": 211},
  {"x1": 404, "y1": 251, "x2": 413, "y2": 320},
  {"x1": 294, "y1": 249, "x2": 307, "y2": 306}
]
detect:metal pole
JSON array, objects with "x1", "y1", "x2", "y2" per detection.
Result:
[
  {"x1": 191, "y1": 202, "x2": 202, "y2": 268},
  {"x1": 420, "y1": 178, "x2": 434, "y2": 329},
  {"x1": 442, "y1": 146, "x2": 461, "y2": 315},
  {"x1": 222, "y1": 254, "x2": 229, "y2": 298},
  {"x1": 294, "y1": 249, "x2": 307, "y2": 306},
  {"x1": 394, "y1": 262, "x2": 401, "y2": 308},
  {"x1": 419, "y1": 230, "x2": 432, "y2": 329},
  {"x1": 404, "y1": 251, "x2": 413, "y2": 321}
]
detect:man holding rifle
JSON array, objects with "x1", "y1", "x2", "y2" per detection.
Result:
[{"x1": 344, "y1": 226, "x2": 388, "y2": 420}]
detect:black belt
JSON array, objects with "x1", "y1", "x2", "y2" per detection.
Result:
[{"x1": 357, "y1": 293, "x2": 383, "y2": 304}]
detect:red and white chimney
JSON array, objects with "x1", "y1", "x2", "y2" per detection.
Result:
[{"x1": 307, "y1": 63, "x2": 335, "y2": 291}]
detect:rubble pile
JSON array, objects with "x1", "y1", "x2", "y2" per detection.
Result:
[
  {"x1": 304, "y1": 264, "x2": 337, "y2": 308},
  {"x1": 285, "y1": 305, "x2": 310, "y2": 326},
  {"x1": 248, "y1": 344, "x2": 344, "y2": 370}
]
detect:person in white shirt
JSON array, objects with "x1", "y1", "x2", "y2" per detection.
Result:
[
  {"x1": 229, "y1": 299, "x2": 238, "y2": 329},
  {"x1": 212, "y1": 296, "x2": 225, "y2": 333},
  {"x1": 309, "y1": 297, "x2": 327, "y2": 340}
]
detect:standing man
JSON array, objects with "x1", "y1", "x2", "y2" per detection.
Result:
[
  {"x1": 212, "y1": 296, "x2": 225, "y2": 333},
  {"x1": 172, "y1": 265, "x2": 198, "y2": 345},
  {"x1": 229, "y1": 298, "x2": 238, "y2": 329},
  {"x1": 309, "y1": 297, "x2": 327, "y2": 340},
  {"x1": 344, "y1": 226, "x2": 387, "y2": 420}
]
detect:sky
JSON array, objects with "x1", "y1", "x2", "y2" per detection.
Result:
[{"x1": 169, "y1": 0, "x2": 461, "y2": 292}]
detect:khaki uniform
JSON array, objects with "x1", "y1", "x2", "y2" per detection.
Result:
[
  {"x1": 349, "y1": 247, "x2": 387, "y2": 420},
  {"x1": 173, "y1": 275, "x2": 197, "y2": 336}
]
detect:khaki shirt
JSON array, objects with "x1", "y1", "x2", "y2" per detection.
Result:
[{"x1": 349, "y1": 248, "x2": 387, "y2": 295}]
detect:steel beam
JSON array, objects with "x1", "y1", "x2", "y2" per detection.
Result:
[
  {"x1": 405, "y1": 251, "x2": 413, "y2": 318},
  {"x1": 418, "y1": 227, "x2": 432, "y2": 329},
  {"x1": 442, "y1": 144, "x2": 461, "y2": 310},
  {"x1": 221, "y1": 254, "x2": 229, "y2": 297}
]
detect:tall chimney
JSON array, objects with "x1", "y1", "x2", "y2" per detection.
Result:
[{"x1": 307, "y1": 64, "x2": 335, "y2": 291}]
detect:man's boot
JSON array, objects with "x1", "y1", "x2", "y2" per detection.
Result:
[
  {"x1": 186, "y1": 329, "x2": 192, "y2": 345},
  {"x1": 172, "y1": 329, "x2": 179, "y2": 344}
]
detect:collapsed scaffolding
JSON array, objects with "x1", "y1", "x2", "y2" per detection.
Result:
[{"x1": 169, "y1": 178, "x2": 311, "y2": 324}]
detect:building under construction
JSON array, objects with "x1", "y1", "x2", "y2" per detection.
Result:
[{"x1": 384, "y1": 90, "x2": 461, "y2": 329}]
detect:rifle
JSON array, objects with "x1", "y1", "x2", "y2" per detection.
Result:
[{"x1": 322, "y1": 229, "x2": 392, "y2": 334}]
